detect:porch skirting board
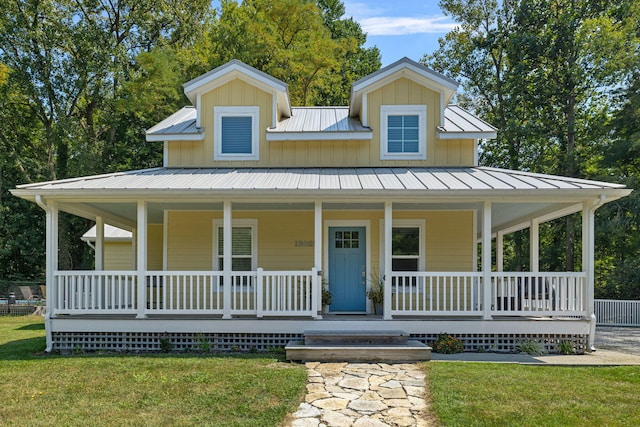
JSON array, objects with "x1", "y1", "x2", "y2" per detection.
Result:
[{"x1": 49, "y1": 317, "x2": 590, "y2": 354}]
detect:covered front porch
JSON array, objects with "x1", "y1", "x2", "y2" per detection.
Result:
[
  {"x1": 13, "y1": 167, "x2": 629, "y2": 352},
  {"x1": 51, "y1": 269, "x2": 586, "y2": 320}
]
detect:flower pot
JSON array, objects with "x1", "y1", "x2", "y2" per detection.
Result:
[{"x1": 374, "y1": 302, "x2": 383, "y2": 315}]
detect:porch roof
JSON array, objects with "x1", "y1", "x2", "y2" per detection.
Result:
[
  {"x1": 14, "y1": 166, "x2": 627, "y2": 195},
  {"x1": 13, "y1": 167, "x2": 630, "y2": 236}
]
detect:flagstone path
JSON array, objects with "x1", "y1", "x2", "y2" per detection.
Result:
[{"x1": 287, "y1": 362, "x2": 435, "y2": 427}]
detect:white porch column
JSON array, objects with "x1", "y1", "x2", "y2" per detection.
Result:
[
  {"x1": 39, "y1": 197, "x2": 58, "y2": 352},
  {"x1": 496, "y1": 231, "x2": 504, "y2": 272},
  {"x1": 383, "y1": 201, "x2": 392, "y2": 320},
  {"x1": 222, "y1": 201, "x2": 232, "y2": 319},
  {"x1": 583, "y1": 202, "x2": 596, "y2": 350},
  {"x1": 530, "y1": 219, "x2": 539, "y2": 272},
  {"x1": 136, "y1": 201, "x2": 147, "y2": 319},
  {"x1": 314, "y1": 201, "x2": 322, "y2": 318},
  {"x1": 482, "y1": 201, "x2": 492, "y2": 320},
  {"x1": 95, "y1": 216, "x2": 104, "y2": 271}
]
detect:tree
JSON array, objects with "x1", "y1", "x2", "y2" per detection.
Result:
[
  {"x1": 315, "y1": 0, "x2": 381, "y2": 105},
  {"x1": 0, "y1": 0, "x2": 211, "y2": 274},
  {"x1": 209, "y1": 0, "x2": 379, "y2": 106},
  {"x1": 423, "y1": 0, "x2": 638, "y2": 273}
]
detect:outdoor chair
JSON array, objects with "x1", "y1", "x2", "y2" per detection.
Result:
[
  {"x1": 39, "y1": 285, "x2": 47, "y2": 301},
  {"x1": 18, "y1": 286, "x2": 38, "y2": 304}
]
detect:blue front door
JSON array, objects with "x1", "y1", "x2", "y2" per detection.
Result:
[{"x1": 328, "y1": 227, "x2": 366, "y2": 312}]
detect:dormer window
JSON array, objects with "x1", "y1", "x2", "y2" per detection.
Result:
[
  {"x1": 214, "y1": 106, "x2": 259, "y2": 160},
  {"x1": 380, "y1": 105, "x2": 427, "y2": 160}
]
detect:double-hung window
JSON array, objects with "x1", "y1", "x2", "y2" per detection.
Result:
[
  {"x1": 392, "y1": 227, "x2": 420, "y2": 272},
  {"x1": 213, "y1": 219, "x2": 257, "y2": 272},
  {"x1": 380, "y1": 105, "x2": 427, "y2": 160},
  {"x1": 214, "y1": 106, "x2": 259, "y2": 160}
]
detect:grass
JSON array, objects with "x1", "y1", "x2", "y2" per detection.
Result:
[
  {"x1": 425, "y1": 361, "x2": 640, "y2": 426},
  {"x1": 6, "y1": 316, "x2": 640, "y2": 426},
  {"x1": 0, "y1": 316, "x2": 307, "y2": 427}
]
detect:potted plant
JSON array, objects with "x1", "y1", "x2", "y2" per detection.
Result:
[
  {"x1": 367, "y1": 270, "x2": 385, "y2": 315},
  {"x1": 321, "y1": 279, "x2": 332, "y2": 313}
]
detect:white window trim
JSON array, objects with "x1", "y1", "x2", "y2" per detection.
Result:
[
  {"x1": 380, "y1": 105, "x2": 427, "y2": 160},
  {"x1": 214, "y1": 106, "x2": 260, "y2": 161},
  {"x1": 379, "y1": 219, "x2": 426, "y2": 274},
  {"x1": 212, "y1": 219, "x2": 258, "y2": 271}
]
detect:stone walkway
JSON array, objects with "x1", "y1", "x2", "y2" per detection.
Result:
[{"x1": 287, "y1": 362, "x2": 433, "y2": 427}]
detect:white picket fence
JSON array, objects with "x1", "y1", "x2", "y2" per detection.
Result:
[{"x1": 595, "y1": 299, "x2": 640, "y2": 327}]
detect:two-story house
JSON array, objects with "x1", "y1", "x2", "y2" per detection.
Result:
[{"x1": 13, "y1": 58, "x2": 630, "y2": 355}]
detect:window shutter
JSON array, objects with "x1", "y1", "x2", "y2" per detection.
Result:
[{"x1": 221, "y1": 116, "x2": 252, "y2": 154}]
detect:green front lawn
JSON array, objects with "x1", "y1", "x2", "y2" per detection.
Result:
[
  {"x1": 4, "y1": 316, "x2": 640, "y2": 426},
  {"x1": 0, "y1": 316, "x2": 306, "y2": 427},
  {"x1": 426, "y1": 361, "x2": 640, "y2": 426}
]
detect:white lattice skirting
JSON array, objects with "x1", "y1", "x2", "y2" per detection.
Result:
[{"x1": 52, "y1": 332, "x2": 588, "y2": 354}]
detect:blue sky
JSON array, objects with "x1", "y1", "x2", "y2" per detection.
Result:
[{"x1": 343, "y1": 1, "x2": 456, "y2": 66}]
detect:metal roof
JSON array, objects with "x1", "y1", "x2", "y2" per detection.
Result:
[
  {"x1": 439, "y1": 105, "x2": 497, "y2": 139},
  {"x1": 82, "y1": 224, "x2": 132, "y2": 241},
  {"x1": 146, "y1": 105, "x2": 495, "y2": 142},
  {"x1": 146, "y1": 106, "x2": 202, "y2": 141},
  {"x1": 15, "y1": 167, "x2": 627, "y2": 194},
  {"x1": 266, "y1": 107, "x2": 371, "y2": 140}
]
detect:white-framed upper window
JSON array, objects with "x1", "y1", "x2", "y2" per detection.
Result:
[
  {"x1": 213, "y1": 219, "x2": 258, "y2": 271},
  {"x1": 214, "y1": 106, "x2": 259, "y2": 160},
  {"x1": 380, "y1": 105, "x2": 427, "y2": 160}
]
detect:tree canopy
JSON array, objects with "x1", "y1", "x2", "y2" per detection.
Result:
[
  {"x1": 0, "y1": 0, "x2": 380, "y2": 280},
  {"x1": 424, "y1": 0, "x2": 640, "y2": 297}
]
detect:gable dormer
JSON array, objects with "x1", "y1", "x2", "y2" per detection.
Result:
[{"x1": 147, "y1": 58, "x2": 495, "y2": 168}]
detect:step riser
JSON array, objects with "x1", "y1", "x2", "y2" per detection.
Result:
[
  {"x1": 303, "y1": 329, "x2": 410, "y2": 346},
  {"x1": 305, "y1": 336, "x2": 408, "y2": 345},
  {"x1": 286, "y1": 340, "x2": 432, "y2": 363}
]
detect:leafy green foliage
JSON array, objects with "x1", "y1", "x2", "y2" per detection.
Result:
[
  {"x1": 425, "y1": 0, "x2": 640, "y2": 288},
  {"x1": 432, "y1": 333, "x2": 464, "y2": 354},
  {"x1": 0, "y1": 0, "x2": 377, "y2": 279}
]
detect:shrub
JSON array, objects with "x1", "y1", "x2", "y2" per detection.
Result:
[
  {"x1": 517, "y1": 339, "x2": 546, "y2": 356},
  {"x1": 557, "y1": 340, "x2": 575, "y2": 355},
  {"x1": 432, "y1": 333, "x2": 464, "y2": 353},
  {"x1": 159, "y1": 335, "x2": 174, "y2": 353}
]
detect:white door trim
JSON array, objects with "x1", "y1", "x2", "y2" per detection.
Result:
[{"x1": 324, "y1": 220, "x2": 371, "y2": 313}]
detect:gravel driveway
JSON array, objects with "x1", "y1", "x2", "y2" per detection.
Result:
[{"x1": 595, "y1": 326, "x2": 640, "y2": 356}]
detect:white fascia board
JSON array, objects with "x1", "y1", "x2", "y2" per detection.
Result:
[
  {"x1": 14, "y1": 188, "x2": 631, "y2": 205},
  {"x1": 145, "y1": 132, "x2": 204, "y2": 142},
  {"x1": 437, "y1": 131, "x2": 498, "y2": 140},
  {"x1": 183, "y1": 62, "x2": 287, "y2": 99},
  {"x1": 266, "y1": 131, "x2": 373, "y2": 141},
  {"x1": 352, "y1": 60, "x2": 458, "y2": 93}
]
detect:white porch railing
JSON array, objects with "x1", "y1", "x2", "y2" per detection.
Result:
[
  {"x1": 53, "y1": 269, "x2": 319, "y2": 318},
  {"x1": 389, "y1": 272, "x2": 483, "y2": 316},
  {"x1": 491, "y1": 272, "x2": 586, "y2": 316},
  {"x1": 52, "y1": 270, "x2": 586, "y2": 319},
  {"x1": 595, "y1": 299, "x2": 640, "y2": 326},
  {"x1": 53, "y1": 271, "x2": 138, "y2": 315}
]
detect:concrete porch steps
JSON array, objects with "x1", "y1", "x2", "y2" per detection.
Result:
[{"x1": 285, "y1": 329, "x2": 431, "y2": 362}]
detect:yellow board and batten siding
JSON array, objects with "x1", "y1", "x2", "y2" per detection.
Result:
[
  {"x1": 163, "y1": 210, "x2": 473, "y2": 273},
  {"x1": 103, "y1": 224, "x2": 163, "y2": 271},
  {"x1": 166, "y1": 77, "x2": 476, "y2": 168}
]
